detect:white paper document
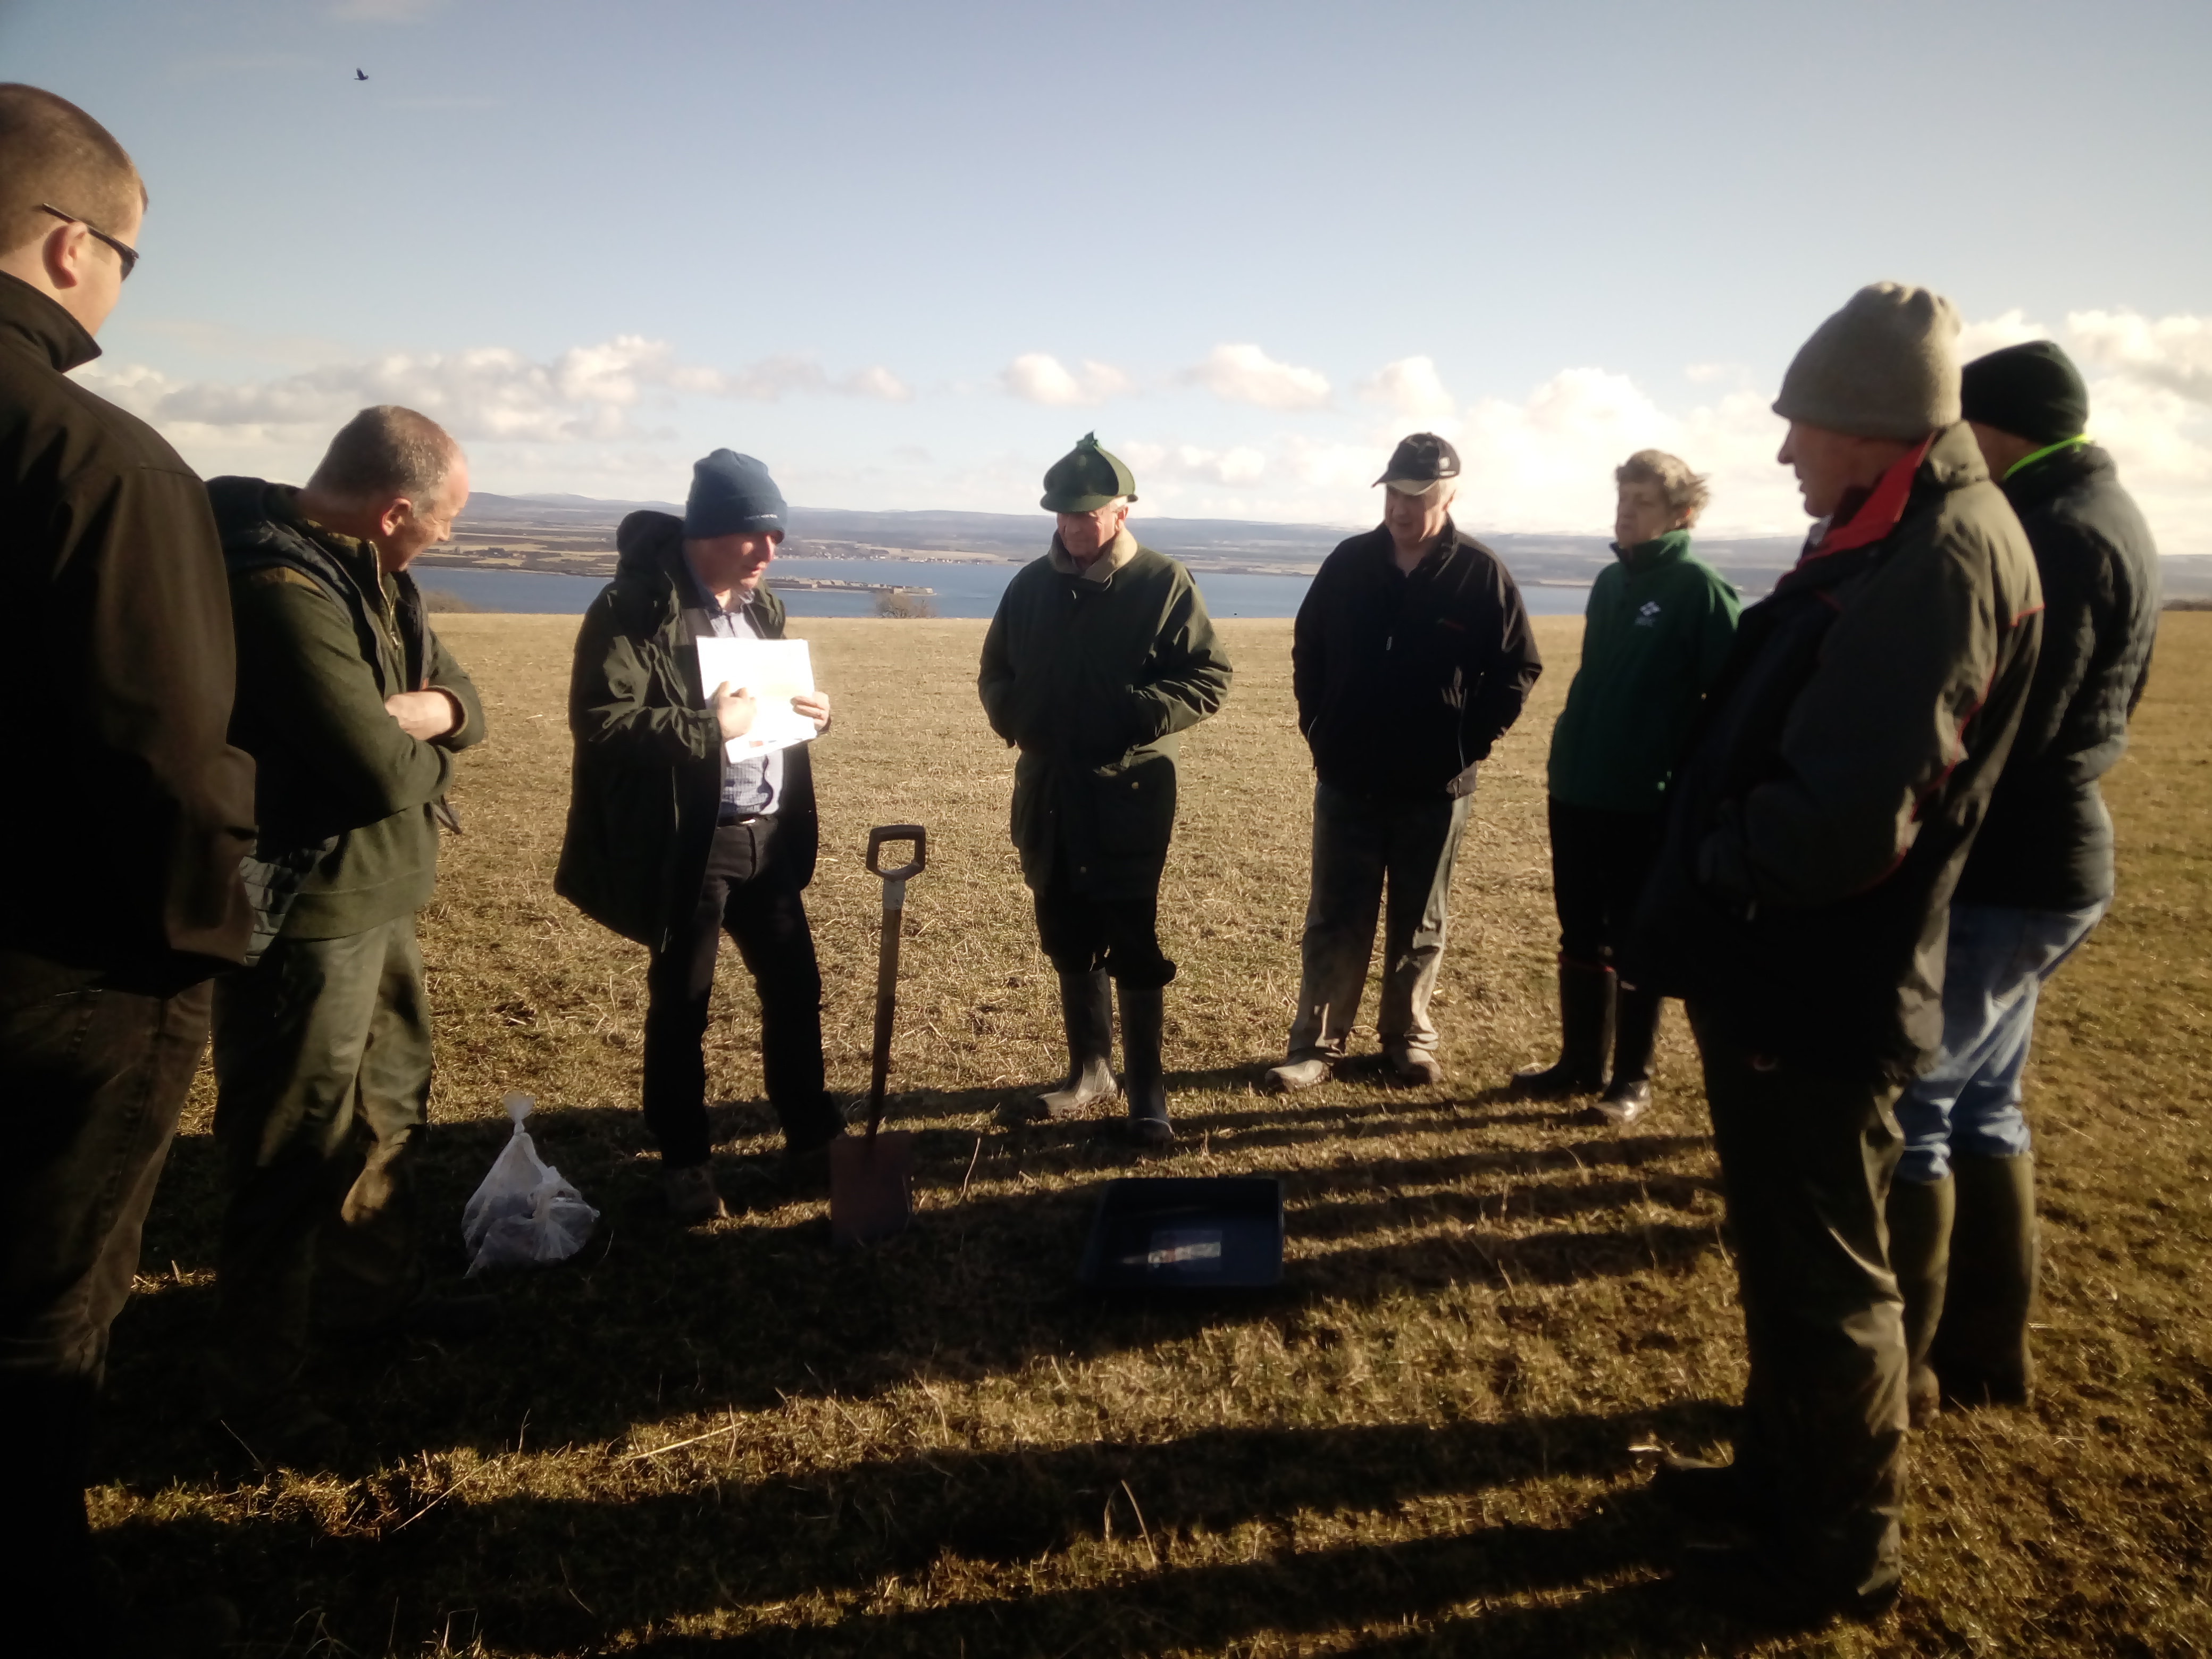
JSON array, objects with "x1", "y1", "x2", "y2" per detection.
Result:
[{"x1": 695, "y1": 638, "x2": 818, "y2": 761}]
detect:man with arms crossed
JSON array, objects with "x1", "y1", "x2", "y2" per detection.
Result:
[
  {"x1": 981, "y1": 434, "x2": 1232, "y2": 1145},
  {"x1": 208, "y1": 407, "x2": 488, "y2": 1458},
  {"x1": 1885, "y1": 341, "x2": 2159, "y2": 1426},
  {"x1": 1633, "y1": 284, "x2": 2042, "y2": 1624},
  {"x1": 1266, "y1": 433, "x2": 1541, "y2": 1093},
  {"x1": 558, "y1": 450, "x2": 837, "y2": 1222},
  {"x1": 0, "y1": 84, "x2": 256, "y2": 1653}
]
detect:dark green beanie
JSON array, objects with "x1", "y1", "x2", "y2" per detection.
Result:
[
  {"x1": 1960, "y1": 340, "x2": 2090, "y2": 445},
  {"x1": 1040, "y1": 432, "x2": 1137, "y2": 513}
]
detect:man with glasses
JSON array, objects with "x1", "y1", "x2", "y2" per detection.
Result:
[{"x1": 0, "y1": 84, "x2": 256, "y2": 1652}]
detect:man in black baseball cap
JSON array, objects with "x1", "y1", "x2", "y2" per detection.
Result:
[
  {"x1": 1267, "y1": 432, "x2": 1541, "y2": 1092},
  {"x1": 1884, "y1": 340, "x2": 2160, "y2": 1431}
]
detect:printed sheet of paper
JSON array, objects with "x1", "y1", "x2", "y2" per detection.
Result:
[{"x1": 694, "y1": 638, "x2": 818, "y2": 761}]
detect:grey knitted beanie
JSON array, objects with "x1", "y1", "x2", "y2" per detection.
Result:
[{"x1": 1773, "y1": 282, "x2": 1963, "y2": 440}]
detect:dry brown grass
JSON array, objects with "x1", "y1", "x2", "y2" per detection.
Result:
[{"x1": 93, "y1": 612, "x2": 2212, "y2": 1656}]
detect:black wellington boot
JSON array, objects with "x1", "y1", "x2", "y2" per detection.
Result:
[
  {"x1": 1591, "y1": 978, "x2": 1661, "y2": 1125},
  {"x1": 1034, "y1": 970, "x2": 1118, "y2": 1119},
  {"x1": 1513, "y1": 962, "x2": 1614, "y2": 1098},
  {"x1": 1932, "y1": 1152, "x2": 2038, "y2": 1407},
  {"x1": 1886, "y1": 1173, "x2": 1955, "y2": 1428},
  {"x1": 1118, "y1": 983, "x2": 1172, "y2": 1146}
]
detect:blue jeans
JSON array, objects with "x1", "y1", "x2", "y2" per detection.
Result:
[{"x1": 1895, "y1": 901, "x2": 2107, "y2": 1185}]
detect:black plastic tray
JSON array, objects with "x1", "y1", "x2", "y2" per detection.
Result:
[{"x1": 1078, "y1": 1176, "x2": 1285, "y2": 1291}]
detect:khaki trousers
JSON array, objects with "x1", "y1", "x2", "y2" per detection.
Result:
[
  {"x1": 1690, "y1": 1003, "x2": 1909, "y2": 1602},
  {"x1": 211, "y1": 914, "x2": 431, "y2": 1408}
]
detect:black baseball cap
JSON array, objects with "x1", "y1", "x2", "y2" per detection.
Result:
[{"x1": 1375, "y1": 432, "x2": 1462, "y2": 492}]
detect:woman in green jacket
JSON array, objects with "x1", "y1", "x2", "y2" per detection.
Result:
[{"x1": 1513, "y1": 450, "x2": 1740, "y2": 1122}]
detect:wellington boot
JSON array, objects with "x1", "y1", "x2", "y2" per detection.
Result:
[
  {"x1": 1590, "y1": 979, "x2": 1662, "y2": 1124},
  {"x1": 1035, "y1": 970, "x2": 1118, "y2": 1119},
  {"x1": 1932, "y1": 1152, "x2": 2038, "y2": 1408},
  {"x1": 1886, "y1": 1174, "x2": 1955, "y2": 1428},
  {"x1": 1119, "y1": 983, "x2": 1172, "y2": 1145},
  {"x1": 1513, "y1": 962, "x2": 1614, "y2": 1097}
]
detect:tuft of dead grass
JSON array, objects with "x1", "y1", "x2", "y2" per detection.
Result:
[{"x1": 89, "y1": 613, "x2": 2212, "y2": 1655}]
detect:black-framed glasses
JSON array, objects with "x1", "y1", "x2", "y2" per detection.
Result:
[{"x1": 37, "y1": 203, "x2": 139, "y2": 281}]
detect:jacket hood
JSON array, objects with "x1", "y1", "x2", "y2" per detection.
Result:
[
  {"x1": 206, "y1": 475, "x2": 290, "y2": 546},
  {"x1": 0, "y1": 271, "x2": 98, "y2": 374},
  {"x1": 2005, "y1": 440, "x2": 2114, "y2": 513},
  {"x1": 616, "y1": 508, "x2": 686, "y2": 580}
]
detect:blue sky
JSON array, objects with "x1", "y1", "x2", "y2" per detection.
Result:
[{"x1": 8, "y1": 0, "x2": 2209, "y2": 544}]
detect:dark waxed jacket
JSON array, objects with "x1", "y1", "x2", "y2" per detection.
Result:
[
  {"x1": 557, "y1": 510, "x2": 819, "y2": 950},
  {"x1": 1631, "y1": 424, "x2": 2045, "y2": 1085},
  {"x1": 1952, "y1": 442, "x2": 2160, "y2": 910},
  {"x1": 978, "y1": 533, "x2": 1231, "y2": 900},
  {"x1": 0, "y1": 273, "x2": 255, "y2": 983},
  {"x1": 1294, "y1": 522, "x2": 1541, "y2": 800},
  {"x1": 210, "y1": 479, "x2": 485, "y2": 940}
]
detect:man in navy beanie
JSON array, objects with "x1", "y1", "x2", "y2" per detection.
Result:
[{"x1": 558, "y1": 450, "x2": 841, "y2": 1221}]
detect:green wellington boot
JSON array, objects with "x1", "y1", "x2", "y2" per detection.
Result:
[
  {"x1": 1886, "y1": 1172, "x2": 1955, "y2": 1428},
  {"x1": 1931, "y1": 1152, "x2": 2039, "y2": 1407},
  {"x1": 1034, "y1": 970, "x2": 1118, "y2": 1119},
  {"x1": 1119, "y1": 983, "x2": 1173, "y2": 1147},
  {"x1": 1513, "y1": 962, "x2": 1615, "y2": 1099}
]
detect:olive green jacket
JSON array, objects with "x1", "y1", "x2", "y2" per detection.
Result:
[
  {"x1": 556, "y1": 510, "x2": 819, "y2": 951},
  {"x1": 210, "y1": 479, "x2": 485, "y2": 940},
  {"x1": 978, "y1": 532, "x2": 1232, "y2": 899}
]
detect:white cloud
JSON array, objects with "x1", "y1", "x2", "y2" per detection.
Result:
[
  {"x1": 1357, "y1": 356, "x2": 1456, "y2": 420},
  {"x1": 1182, "y1": 343, "x2": 1331, "y2": 411},
  {"x1": 1955, "y1": 307, "x2": 2051, "y2": 363},
  {"x1": 1119, "y1": 441, "x2": 1269, "y2": 488},
  {"x1": 2067, "y1": 309, "x2": 2212, "y2": 404},
  {"x1": 76, "y1": 334, "x2": 910, "y2": 451},
  {"x1": 999, "y1": 353, "x2": 1129, "y2": 406}
]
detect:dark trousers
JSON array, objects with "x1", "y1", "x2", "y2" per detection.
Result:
[
  {"x1": 1546, "y1": 797, "x2": 1663, "y2": 970},
  {"x1": 1286, "y1": 783, "x2": 1471, "y2": 1060},
  {"x1": 644, "y1": 816, "x2": 839, "y2": 1164},
  {"x1": 0, "y1": 950, "x2": 210, "y2": 1634},
  {"x1": 1690, "y1": 1003, "x2": 1908, "y2": 1601},
  {"x1": 211, "y1": 915, "x2": 431, "y2": 1411},
  {"x1": 1033, "y1": 875, "x2": 1176, "y2": 989}
]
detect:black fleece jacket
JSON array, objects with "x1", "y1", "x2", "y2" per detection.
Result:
[
  {"x1": 1951, "y1": 442, "x2": 2160, "y2": 910},
  {"x1": 1293, "y1": 522, "x2": 1541, "y2": 799}
]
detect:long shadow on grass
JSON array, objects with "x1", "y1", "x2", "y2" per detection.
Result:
[
  {"x1": 97, "y1": 1401, "x2": 1740, "y2": 1654},
  {"x1": 107, "y1": 1115, "x2": 1730, "y2": 1495}
]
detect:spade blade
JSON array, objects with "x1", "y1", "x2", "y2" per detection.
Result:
[{"x1": 828, "y1": 1130, "x2": 915, "y2": 1247}]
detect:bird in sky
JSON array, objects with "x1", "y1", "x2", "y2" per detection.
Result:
[{"x1": 355, "y1": 69, "x2": 369, "y2": 81}]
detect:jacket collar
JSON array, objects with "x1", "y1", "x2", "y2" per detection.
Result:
[
  {"x1": 2004, "y1": 439, "x2": 2110, "y2": 514},
  {"x1": 0, "y1": 271, "x2": 100, "y2": 374},
  {"x1": 1370, "y1": 516, "x2": 1467, "y2": 575},
  {"x1": 1613, "y1": 529, "x2": 1691, "y2": 569},
  {"x1": 1049, "y1": 525, "x2": 1138, "y2": 582}
]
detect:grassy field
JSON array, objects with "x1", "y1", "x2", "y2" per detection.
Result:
[{"x1": 93, "y1": 610, "x2": 2212, "y2": 1656}]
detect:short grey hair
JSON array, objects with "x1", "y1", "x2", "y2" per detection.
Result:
[{"x1": 306, "y1": 406, "x2": 461, "y2": 505}]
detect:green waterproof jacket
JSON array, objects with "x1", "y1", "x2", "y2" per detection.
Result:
[
  {"x1": 209, "y1": 479, "x2": 485, "y2": 941},
  {"x1": 978, "y1": 532, "x2": 1232, "y2": 900},
  {"x1": 556, "y1": 510, "x2": 819, "y2": 951},
  {"x1": 1546, "y1": 532, "x2": 1741, "y2": 814}
]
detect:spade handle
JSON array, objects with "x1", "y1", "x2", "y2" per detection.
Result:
[{"x1": 865, "y1": 825, "x2": 926, "y2": 1139}]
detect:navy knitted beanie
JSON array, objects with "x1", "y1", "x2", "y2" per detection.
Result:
[{"x1": 684, "y1": 449, "x2": 787, "y2": 539}]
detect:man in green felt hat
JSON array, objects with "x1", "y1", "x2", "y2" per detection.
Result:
[{"x1": 979, "y1": 434, "x2": 1233, "y2": 1145}]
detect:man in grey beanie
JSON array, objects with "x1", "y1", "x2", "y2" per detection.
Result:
[
  {"x1": 1630, "y1": 283, "x2": 2044, "y2": 1625},
  {"x1": 557, "y1": 450, "x2": 840, "y2": 1222}
]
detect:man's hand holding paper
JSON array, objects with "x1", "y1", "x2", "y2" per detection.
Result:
[{"x1": 696, "y1": 637, "x2": 826, "y2": 760}]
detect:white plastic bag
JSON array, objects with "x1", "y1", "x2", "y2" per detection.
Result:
[{"x1": 461, "y1": 1094, "x2": 599, "y2": 1276}]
